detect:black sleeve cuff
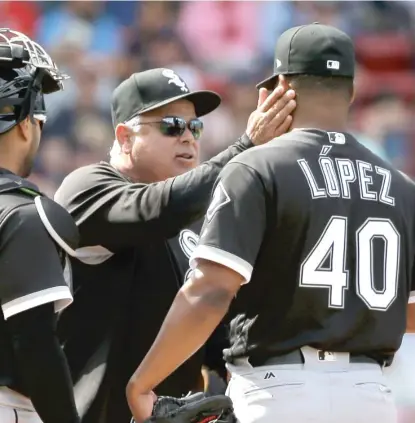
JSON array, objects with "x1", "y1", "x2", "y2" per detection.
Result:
[{"x1": 237, "y1": 133, "x2": 254, "y2": 150}]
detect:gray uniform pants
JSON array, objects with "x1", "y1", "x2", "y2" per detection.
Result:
[
  {"x1": 0, "y1": 387, "x2": 42, "y2": 422},
  {"x1": 226, "y1": 346, "x2": 397, "y2": 423}
]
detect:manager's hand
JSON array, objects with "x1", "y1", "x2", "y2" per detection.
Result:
[{"x1": 246, "y1": 84, "x2": 296, "y2": 146}]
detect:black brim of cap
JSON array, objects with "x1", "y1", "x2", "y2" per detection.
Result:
[
  {"x1": 139, "y1": 90, "x2": 221, "y2": 118},
  {"x1": 256, "y1": 74, "x2": 279, "y2": 90}
]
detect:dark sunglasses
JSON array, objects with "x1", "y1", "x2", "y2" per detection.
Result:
[{"x1": 138, "y1": 116, "x2": 204, "y2": 140}]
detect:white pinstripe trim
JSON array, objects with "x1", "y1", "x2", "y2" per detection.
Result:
[
  {"x1": 190, "y1": 245, "x2": 253, "y2": 284},
  {"x1": 34, "y1": 196, "x2": 78, "y2": 257},
  {"x1": 34, "y1": 196, "x2": 114, "y2": 265},
  {"x1": 409, "y1": 291, "x2": 415, "y2": 304},
  {"x1": 2, "y1": 286, "x2": 73, "y2": 320}
]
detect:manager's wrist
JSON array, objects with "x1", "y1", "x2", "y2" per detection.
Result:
[{"x1": 236, "y1": 133, "x2": 254, "y2": 150}]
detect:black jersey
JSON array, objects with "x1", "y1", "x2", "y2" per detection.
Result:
[
  {"x1": 0, "y1": 170, "x2": 73, "y2": 323},
  {"x1": 54, "y1": 135, "x2": 251, "y2": 423},
  {"x1": 0, "y1": 169, "x2": 77, "y2": 398},
  {"x1": 190, "y1": 129, "x2": 415, "y2": 365}
]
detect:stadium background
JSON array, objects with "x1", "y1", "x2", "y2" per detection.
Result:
[{"x1": 2, "y1": 0, "x2": 415, "y2": 421}]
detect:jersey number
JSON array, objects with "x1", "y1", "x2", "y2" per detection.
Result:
[{"x1": 299, "y1": 216, "x2": 400, "y2": 311}]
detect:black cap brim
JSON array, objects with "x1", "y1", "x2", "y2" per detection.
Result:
[
  {"x1": 256, "y1": 74, "x2": 279, "y2": 91},
  {"x1": 137, "y1": 90, "x2": 221, "y2": 118}
]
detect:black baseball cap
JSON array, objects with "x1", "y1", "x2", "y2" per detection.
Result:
[
  {"x1": 111, "y1": 68, "x2": 221, "y2": 126},
  {"x1": 257, "y1": 23, "x2": 355, "y2": 90}
]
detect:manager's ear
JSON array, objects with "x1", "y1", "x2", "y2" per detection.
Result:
[{"x1": 115, "y1": 123, "x2": 134, "y2": 155}]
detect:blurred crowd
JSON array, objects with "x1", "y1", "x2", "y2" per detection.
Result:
[
  {"x1": 1, "y1": 0, "x2": 415, "y2": 195},
  {"x1": 2, "y1": 1, "x2": 415, "y2": 419}
]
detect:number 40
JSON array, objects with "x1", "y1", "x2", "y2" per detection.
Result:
[{"x1": 299, "y1": 216, "x2": 400, "y2": 311}]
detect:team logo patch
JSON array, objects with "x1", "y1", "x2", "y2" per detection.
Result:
[
  {"x1": 179, "y1": 229, "x2": 199, "y2": 259},
  {"x1": 178, "y1": 229, "x2": 199, "y2": 283},
  {"x1": 263, "y1": 371, "x2": 275, "y2": 380},
  {"x1": 327, "y1": 132, "x2": 345, "y2": 145},
  {"x1": 318, "y1": 350, "x2": 337, "y2": 362},
  {"x1": 327, "y1": 60, "x2": 340, "y2": 70},
  {"x1": 206, "y1": 182, "x2": 231, "y2": 222},
  {"x1": 162, "y1": 69, "x2": 189, "y2": 92}
]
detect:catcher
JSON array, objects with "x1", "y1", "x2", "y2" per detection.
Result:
[{"x1": 131, "y1": 392, "x2": 235, "y2": 423}]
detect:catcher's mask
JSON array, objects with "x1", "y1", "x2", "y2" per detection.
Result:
[{"x1": 0, "y1": 28, "x2": 69, "y2": 135}]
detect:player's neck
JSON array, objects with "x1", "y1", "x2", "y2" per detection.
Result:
[
  {"x1": 0, "y1": 152, "x2": 24, "y2": 177},
  {"x1": 0, "y1": 136, "x2": 27, "y2": 176},
  {"x1": 289, "y1": 102, "x2": 349, "y2": 133}
]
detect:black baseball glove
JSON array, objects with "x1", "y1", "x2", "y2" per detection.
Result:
[{"x1": 135, "y1": 392, "x2": 236, "y2": 423}]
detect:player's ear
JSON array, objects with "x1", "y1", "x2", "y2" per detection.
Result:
[
  {"x1": 115, "y1": 123, "x2": 134, "y2": 155},
  {"x1": 16, "y1": 115, "x2": 31, "y2": 143}
]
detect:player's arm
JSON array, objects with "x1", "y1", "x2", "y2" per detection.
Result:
[
  {"x1": 201, "y1": 322, "x2": 229, "y2": 393},
  {"x1": 54, "y1": 137, "x2": 253, "y2": 248},
  {"x1": 0, "y1": 205, "x2": 80, "y2": 423},
  {"x1": 399, "y1": 171, "x2": 415, "y2": 332},
  {"x1": 126, "y1": 162, "x2": 267, "y2": 422},
  {"x1": 407, "y1": 303, "x2": 415, "y2": 333},
  {"x1": 54, "y1": 88, "x2": 294, "y2": 249}
]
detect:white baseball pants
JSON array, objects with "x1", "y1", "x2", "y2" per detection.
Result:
[
  {"x1": 226, "y1": 346, "x2": 397, "y2": 423},
  {"x1": 0, "y1": 387, "x2": 42, "y2": 422}
]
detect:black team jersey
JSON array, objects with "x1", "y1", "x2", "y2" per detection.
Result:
[
  {"x1": 191, "y1": 129, "x2": 415, "y2": 366},
  {"x1": 54, "y1": 135, "x2": 252, "y2": 423}
]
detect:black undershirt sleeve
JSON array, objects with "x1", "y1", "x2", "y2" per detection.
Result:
[
  {"x1": 7, "y1": 303, "x2": 80, "y2": 423},
  {"x1": 0, "y1": 198, "x2": 79, "y2": 422}
]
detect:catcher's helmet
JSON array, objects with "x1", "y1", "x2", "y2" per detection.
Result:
[{"x1": 0, "y1": 28, "x2": 69, "y2": 135}]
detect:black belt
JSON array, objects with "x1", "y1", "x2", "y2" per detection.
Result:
[{"x1": 255, "y1": 349, "x2": 382, "y2": 366}]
